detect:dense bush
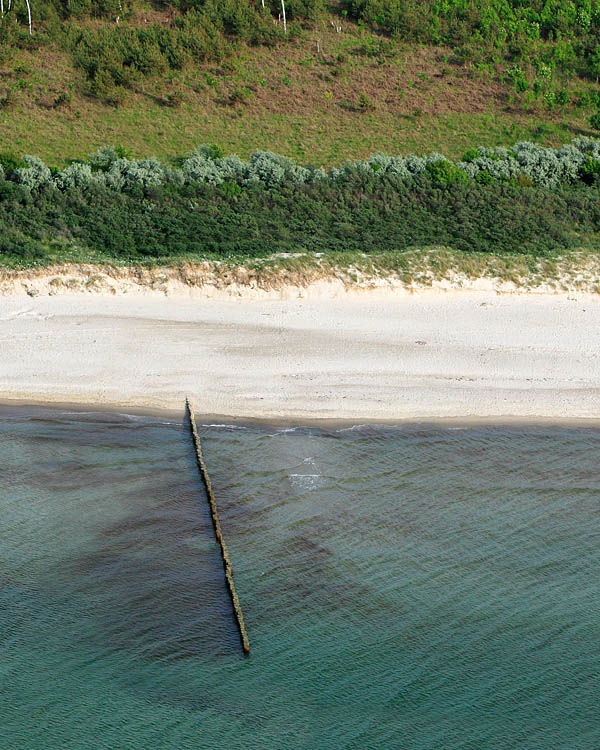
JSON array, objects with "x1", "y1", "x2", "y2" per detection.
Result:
[
  {"x1": 341, "y1": 0, "x2": 600, "y2": 82},
  {"x1": 1, "y1": 0, "x2": 301, "y2": 100},
  {"x1": 66, "y1": 0, "x2": 324, "y2": 98},
  {"x1": 153, "y1": 0, "x2": 322, "y2": 22},
  {"x1": 69, "y1": 13, "x2": 236, "y2": 98},
  {"x1": 1, "y1": 140, "x2": 600, "y2": 265},
  {"x1": 44, "y1": 0, "x2": 128, "y2": 18}
]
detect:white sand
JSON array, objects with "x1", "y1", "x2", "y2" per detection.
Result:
[{"x1": 1, "y1": 281, "x2": 600, "y2": 422}]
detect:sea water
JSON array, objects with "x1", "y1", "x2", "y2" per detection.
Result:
[{"x1": 1, "y1": 407, "x2": 599, "y2": 749}]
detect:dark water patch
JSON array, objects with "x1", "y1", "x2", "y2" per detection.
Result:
[
  {"x1": 2, "y1": 412, "x2": 600, "y2": 748},
  {"x1": 64, "y1": 489, "x2": 240, "y2": 664}
]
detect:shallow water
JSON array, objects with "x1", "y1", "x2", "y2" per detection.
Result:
[{"x1": 1, "y1": 407, "x2": 599, "y2": 749}]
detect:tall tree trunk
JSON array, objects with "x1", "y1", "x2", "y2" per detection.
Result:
[
  {"x1": 281, "y1": 0, "x2": 286, "y2": 33},
  {"x1": 24, "y1": 0, "x2": 31, "y2": 34}
]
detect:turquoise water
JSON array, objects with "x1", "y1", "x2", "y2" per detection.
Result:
[{"x1": 1, "y1": 407, "x2": 599, "y2": 749}]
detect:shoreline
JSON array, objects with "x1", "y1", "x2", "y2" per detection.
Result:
[
  {"x1": 3, "y1": 398, "x2": 600, "y2": 429},
  {"x1": 2, "y1": 283, "x2": 600, "y2": 423}
]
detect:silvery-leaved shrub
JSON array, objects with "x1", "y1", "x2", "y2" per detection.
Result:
[
  {"x1": 310, "y1": 166, "x2": 327, "y2": 181},
  {"x1": 404, "y1": 155, "x2": 427, "y2": 175},
  {"x1": 14, "y1": 156, "x2": 52, "y2": 190},
  {"x1": 105, "y1": 157, "x2": 166, "y2": 190},
  {"x1": 457, "y1": 145, "x2": 519, "y2": 181},
  {"x1": 245, "y1": 151, "x2": 310, "y2": 186},
  {"x1": 218, "y1": 154, "x2": 247, "y2": 183},
  {"x1": 328, "y1": 159, "x2": 370, "y2": 180},
  {"x1": 54, "y1": 162, "x2": 99, "y2": 191},
  {"x1": 424, "y1": 152, "x2": 447, "y2": 165},
  {"x1": 331, "y1": 153, "x2": 415, "y2": 181},
  {"x1": 181, "y1": 149, "x2": 227, "y2": 185},
  {"x1": 163, "y1": 165, "x2": 186, "y2": 187},
  {"x1": 553, "y1": 144, "x2": 587, "y2": 182},
  {"x1": 329, "y1": 158, "x2": 377, "y2": 180},
  {"x1": 366, "y1": 153, "x2": 394, "y2": 173},
  {"x1": 458, "y1": 154, "x2": 521, "y2": 181},
  {"x1": 88, "y1": 146, "x2": 121, "y2": 172},
  {"x1": 0, "y1": 163, "x2": 4, "y2": 181},
  {"x1": 457, "y1": 142, "x2": 592, "y2": 185},
  {"x1": 367, "y1": 153, "x2": 411, "y2": 180},
  {"x1": 509, "y1": 142, "x2": 566, "y2": 187},
  {"x1": 181, "y1": 149, "x2": 255, "y2": 186},
  {"x1": 7, "y1": 137, "x2": 600, "y2": 195},
  {"x1": 573, "y1": 136, "x2": 600, "y2": 161},
  {"x1": 382, "y1": 156, "x2": 412, "y2": 180}
]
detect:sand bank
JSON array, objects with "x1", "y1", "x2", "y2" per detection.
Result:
[{"x1": 1, "y1": 278, "x2": 599, "y2": 421}]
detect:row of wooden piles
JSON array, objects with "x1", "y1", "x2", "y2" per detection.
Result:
[{"x1": 186, "y1": 398, "x2": 250, "y2": 656}]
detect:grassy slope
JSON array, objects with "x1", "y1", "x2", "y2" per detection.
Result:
[{"x1": 1, "y1": 7, "x2": 599, "y2": 166}]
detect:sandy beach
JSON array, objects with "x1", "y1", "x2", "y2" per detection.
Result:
[{"x1": 1, "y1": 278, "x2": 600, "y2": 422}]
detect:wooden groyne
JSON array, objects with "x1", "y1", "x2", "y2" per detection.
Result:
[{"x1": 185, "y1": 398, "x2": 250, "y2": 655}]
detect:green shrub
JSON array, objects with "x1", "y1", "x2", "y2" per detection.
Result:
[
  {"x1": 590, "y1": 112, "x2": 600, "y2": 131},
  {"x1": 426, "y1": 159, "x2": 467, "y2": 185},
  {"x1": 0, "y1": 151, "x2": 26, "y2": 175},
  {"x1": 475, "y1": 169, "x2": 494, "y2": 184},
  {"x1": 164, "y1": 91, "x2": 184, "y2": 108},
  {"x1": 580, "y1": 156, "x2": 600, "y2": 184},
  {"x1": 230, "y1": 86, "x2": 252, "y2": 104},
  {"x1": 1, "y1": 169, "x2": 598, "y2": 264},
  {"x1": 461, "y1": 148, "x2": 479, "y2": 163},
  {"x1": 358, "y1": 92, "x2": 373, "y2": 110}
]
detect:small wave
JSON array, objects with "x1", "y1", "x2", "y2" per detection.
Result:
[
  {"x1": 61, "y1": 411, "x2": 111, "y2": 416},
  {"x1": 336, "y1": 424, "x2": 370, "y2": 433},
  {"x1": 201, "y1": 423, "x2": 248, "y2": 430},
  {"x1": 289, "y1": 473, "x2": 321, "y2": 490},
  {"x1": 264, "y1": 427, "x2": 301, "y2": 437}
]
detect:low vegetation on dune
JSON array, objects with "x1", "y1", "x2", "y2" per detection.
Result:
[{"x1": 1, "y1": 139, "x2": 600, "y2": 271}]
